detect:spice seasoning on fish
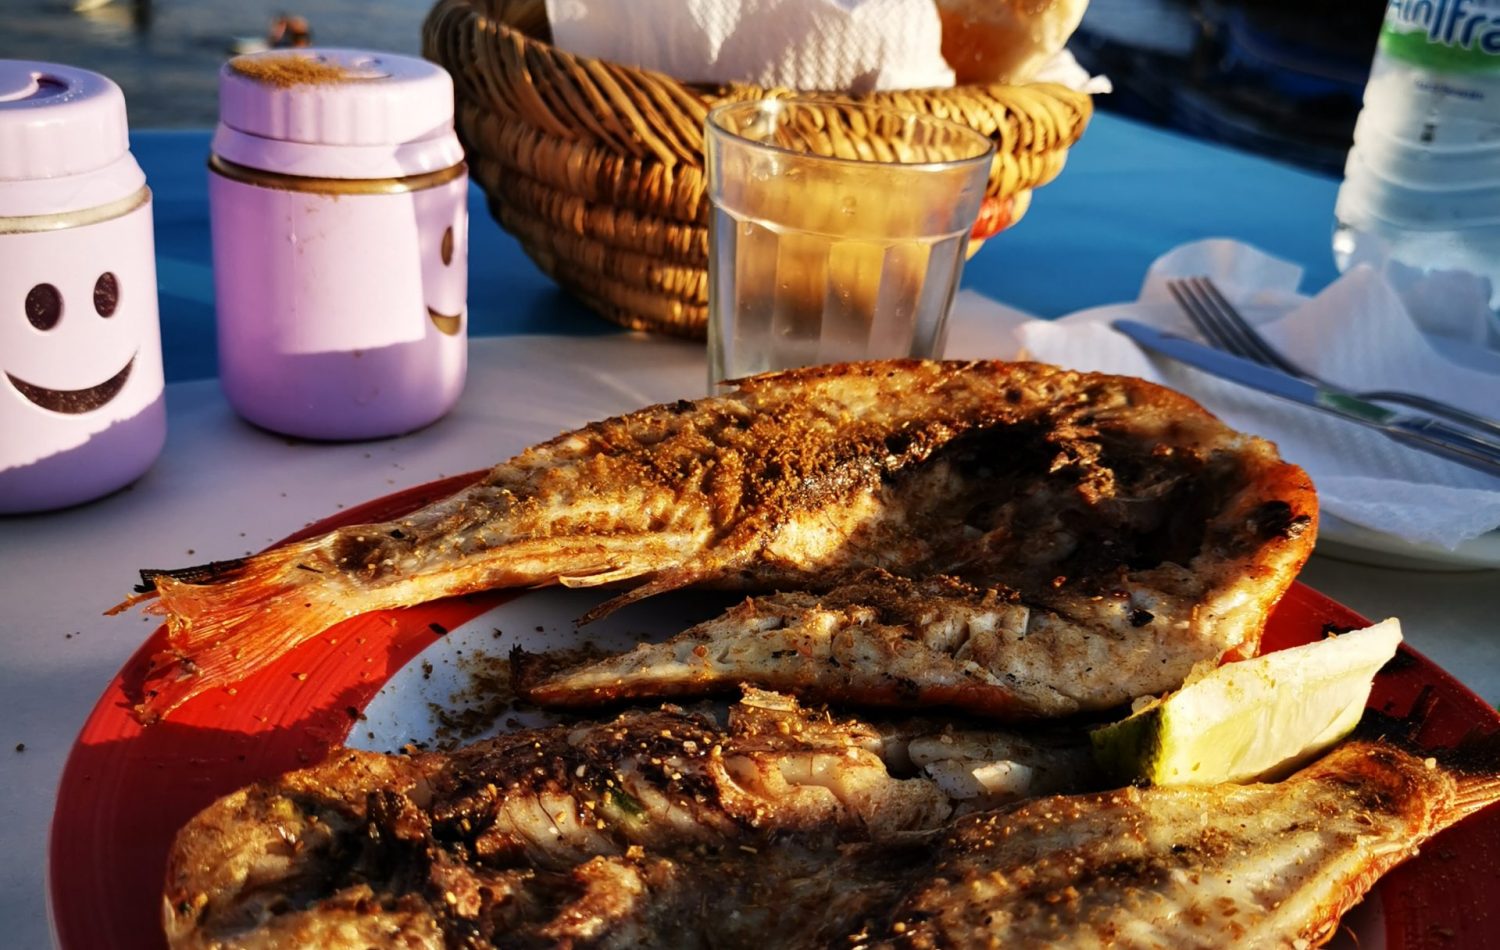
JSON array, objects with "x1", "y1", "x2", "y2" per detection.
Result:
[
  {"x1": 115, "y1": 360, "x2": 1316, "y2": 722},
  {"x1": 161, "y1": 698, "x2": 1500, "y2": 949}
]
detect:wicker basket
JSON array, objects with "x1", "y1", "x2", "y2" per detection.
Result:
[{"x1": 422, "y1": 0, "x2": 1093, "y2": 339}]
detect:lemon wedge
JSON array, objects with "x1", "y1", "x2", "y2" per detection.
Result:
[{"x1": 1091, "y1": 618, "x2": 1402, "y2": 786}]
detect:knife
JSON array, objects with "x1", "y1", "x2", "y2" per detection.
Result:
[{"x1": 1112, "y1": 319, "x2": 1500, "y2": 479}]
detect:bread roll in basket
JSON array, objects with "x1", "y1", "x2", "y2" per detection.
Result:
[{"x1": 421, "y1": 0, "x2": 1093, "y2": 338}]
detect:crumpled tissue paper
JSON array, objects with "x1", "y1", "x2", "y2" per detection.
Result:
[{"x1": 546, "y1": 0, "x2": 954, "y2": 92}]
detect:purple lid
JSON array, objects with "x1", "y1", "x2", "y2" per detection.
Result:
[
  {"x1": 0, "y1": 61, "x2": 130, "y2": 182},
  {"x1": 219, "y1": 48, "x2": 455, "y2": 148}
]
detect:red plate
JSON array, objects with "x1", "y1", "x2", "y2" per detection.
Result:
[{"x1": 49, "y1": 475, "x2": 1500, "y2": 949}]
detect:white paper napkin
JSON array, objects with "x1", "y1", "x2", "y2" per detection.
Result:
[
  {"x1": 545, "y1": 0, "x2": 954, "y2": 92},
  {"x1": 945, "y1": 239, "x2": 1500, "y2": 550}
]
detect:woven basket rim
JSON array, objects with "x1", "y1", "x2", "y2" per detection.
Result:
[
  {"x1": 428, "y1": 0, "x2": 1094, "y2": 160},
  {"x1": 422, "y1": 0, "x2": 1094, "y2": 340}
]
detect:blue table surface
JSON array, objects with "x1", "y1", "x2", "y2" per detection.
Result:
[{"x1": 139, "y1": 113, "x2": 1341, "y2": 383}]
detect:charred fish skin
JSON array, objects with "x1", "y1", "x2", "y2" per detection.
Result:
[
  {"x1": 862, "y1": 739, "x2": 1500, "y2": 950},
  {"x1": 510, "y1": 371, "x2": 1323, "y2": 720},
  {"x1": 162, "y1": 698, "x2": 961, "y2": 949},
  {"x1": 123, "y1": 360, "x2": 1315, "y2": 722},
  {"x1": 162, "y1": 693, "x2": 1099, "y2": 949},
  {"x1": 164, "y1": 709, "x2": 1500, "y2": 950},
  {"x1": 160, "y1": 751, "x2": 446, "y2": 950},
  {"x1": 126, "y1": 359, "x2": 1034, "y2": 718}
]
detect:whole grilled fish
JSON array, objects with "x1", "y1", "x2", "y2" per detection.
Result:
[
  {"x1": 163, "y1": 705, "x2": 1500, "y2": 949},
  {"x1": 120, "y1": 360, "x2": 1315, "y2": 720},
  {"x1": 514, "y1": 567, "x2": 1262, "y2": 718},
  {"x1": 162, "y1": 692, "x2": 1095, "y2": 949}
]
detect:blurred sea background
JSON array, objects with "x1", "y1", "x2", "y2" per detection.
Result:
[{"x1": 0, "y1": 0, "x2": 428, "y2": 126}]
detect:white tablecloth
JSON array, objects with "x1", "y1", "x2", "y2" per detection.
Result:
[{"x1": 4, "y1": 331, "x2": 1497, "y2": 948}]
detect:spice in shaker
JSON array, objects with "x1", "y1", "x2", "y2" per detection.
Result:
[
  {"x1": 0, "y1": 60, "x2": 166, "y2": 513},
  {"x1": 209, "y1": 48, "x2": 469, "y2": 440}
]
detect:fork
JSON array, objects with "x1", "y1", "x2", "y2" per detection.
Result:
[{"x1": 1166, "y1": 276, "x2": 1500, "y2": 440}]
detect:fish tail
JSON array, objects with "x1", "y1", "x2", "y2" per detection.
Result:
[
  {"x1": 104, "y1": 555, "x2": 266, "y2": 616},
  {"x1": 1439, "y1": 727, "x2": 1500, "y2": 824},
  {"x1": 131, "y1": 542, "x2": 347, "y2": 722},
  {"x1": 1354, "y1": 704, "x2": 1500, "y2": 825},
  {"x1": 1449, "y1": 771, "x2": 1500, "y2": 825},
  {"x1": 136, "y1": 555, "x2": 261, "y2": 593}
]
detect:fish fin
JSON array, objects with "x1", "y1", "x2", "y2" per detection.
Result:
[
  {"x1": 131, "y1": 543, "x2": 345, "y2": 723},
  {"x1": 106, "y1": 558, "x2": 259, "y2": 615},
  {"x1": 517, "y1": 639, "x2": 718, "y2": 708},
  {"x1": 556, "y1": 565, "x2": 641, "y2": 587},
  {"x1": 1357, "y1": 706, "x2": 1500, "y2": 825},
  {"x1": 1437, "y1": 726, "x2": 1500, "y2": 824},
  {"x1": 104, "y1": 589, "x2": 157, "y2": 616},
  {"x1": 1449, "y1": 772, "x2": 1500, "y2": 825},
  {"x1": 137, "y1": 556, "x2": 257, "y2": 592},
  {"x1": 577, "y1": 566, "x2": 718, "y2": 624},
  {"x1": 108, "y1": 552, "x2": 289, "y2": 618}
]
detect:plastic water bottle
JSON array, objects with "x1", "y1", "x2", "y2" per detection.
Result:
[{"x1": 1333, "y1": 0, "x2": 1500, "y2": 347}]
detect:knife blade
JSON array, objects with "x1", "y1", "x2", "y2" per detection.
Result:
[{"x1": 1112, "y1": 319, "x2": 1500, "y2": 479}]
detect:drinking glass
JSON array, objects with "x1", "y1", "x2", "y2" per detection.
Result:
[{"x1": 705, "y1": 98, "x2": 994, "y2": 387}]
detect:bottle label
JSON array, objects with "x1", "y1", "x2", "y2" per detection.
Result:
[{"x1": 1381, "y1": 0, "x2": 1500, "y2": 71}]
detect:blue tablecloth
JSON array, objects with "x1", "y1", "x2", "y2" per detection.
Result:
[{"x1": 140, "y1": 113, "x2": 1342, "y2": 383}]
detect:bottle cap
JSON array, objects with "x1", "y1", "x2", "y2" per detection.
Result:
[{"x1": 0, "y1": 61, "x2": 130, "y2": 182}]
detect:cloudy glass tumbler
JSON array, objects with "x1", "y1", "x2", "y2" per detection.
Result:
[{"x1": 705, "y1": 99, "x2": 994, "y2": 387}]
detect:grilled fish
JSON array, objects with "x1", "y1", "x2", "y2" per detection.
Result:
[
  {"x1": 862, "y1": 732, "x2": 1500, "y2": 948},
  {"x1": 164, "y1": 705, "x2": 1500, "y2": 949},
  {"x1": 515, "y1": 567, "x2": 1263, "y2": 718},
  {"x1": 120, "y1": 360, "x2": 1315, "y2": 720},
  {"x1": 162, "y1": 691, "x2": 1095, "y2": 949}
]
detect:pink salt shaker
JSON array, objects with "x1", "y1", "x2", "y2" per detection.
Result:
[
  {"x1": 209, "y1": 49, "x2": 468, "y2": 440},
  {"x1": 0, "y1": 61, "x2": 166, "y2": 514}
]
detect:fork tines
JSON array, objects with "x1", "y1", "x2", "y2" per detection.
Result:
[{"x1": 1165, "y1": 277, "x2": 1298, "y2": 374}]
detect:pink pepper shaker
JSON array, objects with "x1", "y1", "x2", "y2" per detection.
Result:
[
  {"x1": 209, "y1": 49, "x2": 469, "y2": 440},
  {"x1": 0, "y1": 61, "x2": 166, "y2": 514}
]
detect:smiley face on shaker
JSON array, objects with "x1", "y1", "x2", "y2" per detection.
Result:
[
  {"x1": 423, "y1": 206, "x2": 467, "y2": 337},
  {"x1": 7, "y1": 272, "x2": 137, "y2": 414}
]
